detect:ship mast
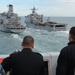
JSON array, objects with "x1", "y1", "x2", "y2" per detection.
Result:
[{"x1": 31, "y1": 7, "x2": 37, "y2": 14}]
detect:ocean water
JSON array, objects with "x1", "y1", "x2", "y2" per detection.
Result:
[{"x1": 0, "y1": 17, "x2": 75, "y2": 54}]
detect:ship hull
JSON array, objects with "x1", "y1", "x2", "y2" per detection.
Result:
[
  {"x1": 0, "y1": 24, "x2": 25, "y2": 33},
  {"x1": 26, "y1": 23, "x2": 66, "y2": 31},
  {"x1": 10, "y1": 29, "x2": 25, "y2": 33},
  {"x1": 25, "y1": 17, "x2": 67, "y2": 31}
]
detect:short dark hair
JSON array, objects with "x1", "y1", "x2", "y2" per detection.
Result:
[
  {"x1": 69, "y1": 26, "x2": 75, "y2": 40},
  {"x1": 22, "y1": 36, "x2": 34, "y2": 47}
]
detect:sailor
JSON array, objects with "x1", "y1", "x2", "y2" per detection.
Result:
[
  {"x1": 1, "y1": 35, "x2": 45, "y2": 75},
  {"x1": 56, "y1": 26, "x2": 75, "y2": 75}
]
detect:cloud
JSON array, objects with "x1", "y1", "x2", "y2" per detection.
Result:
[
  {"x1": 38, "y1": 6, "x2": 75, "y2": 16},
  {"x1": 38, "y1": 7, "x2": 64, "y2": 16},
  {"x1": 59, "y1": 0, "x2": 75, "y2": 3}
]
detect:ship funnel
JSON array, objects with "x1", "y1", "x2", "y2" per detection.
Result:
[{"x1": 8, "y1": 4, "x2": 13, "y2": 14}]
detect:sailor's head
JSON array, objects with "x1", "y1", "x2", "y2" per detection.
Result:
[
  {"x1": 22, "y1": 35, "x2": 34, "y2": 49},
  {"x1": 69, "y1": 26, "x2": 75, "y2": 41}
]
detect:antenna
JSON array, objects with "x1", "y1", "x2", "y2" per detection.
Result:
[{"x1": 31, "y1": 6, "x2": 38, "y2": 14}]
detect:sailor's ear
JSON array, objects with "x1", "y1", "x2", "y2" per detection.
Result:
[
  {"x1": 69, "y1": 34, "x2": 73, "y2": 41},
  {"x1": 32, "y1": 43, "x2": 34, "y2": 48},
  {"x1": 21, "y1": 42, "x2": 23, "y2": 47}
]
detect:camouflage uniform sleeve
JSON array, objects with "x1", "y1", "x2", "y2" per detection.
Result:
[{"x1": 0, "y1": 64, "x2": 6, "y2": 75}]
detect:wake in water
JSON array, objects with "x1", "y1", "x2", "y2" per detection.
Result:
[
  {"x1": 0, "y1": 17, "x2": 75, "y2": 54},
  {"x1": 10, "y1": 34, "x2": 22, "y2": 42},
  {"x1": 0, "y1": 27, "x2": 69, "y2": 54},
  {"x1": 20, "y1": 28, "x2": 69, "y2": 53}
]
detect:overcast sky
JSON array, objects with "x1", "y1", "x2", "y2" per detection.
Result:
[{"x1": 0, "y1": 0, "x2": 75, "y2": 17}]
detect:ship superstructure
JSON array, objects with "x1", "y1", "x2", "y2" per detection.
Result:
[
  {"x1": 0, "y1": 5, "x2": 25, "y2": 33},
  {"x1": 25, "y1": 7, "x2": 67, "y2": 31}
]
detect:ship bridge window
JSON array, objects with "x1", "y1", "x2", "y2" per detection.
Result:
[
  {"x1": 55, "y1": 25, "x2": 64, "y2": 27},
  {"x1": 44, "y1": 61, "x2": 48, "y2": 75},
  {"x1": 0, "y1": 19, "x2": 3, "y2": 24},
  {"x1": 11, "y1": 28, "x2": 24, "y2": 29}
]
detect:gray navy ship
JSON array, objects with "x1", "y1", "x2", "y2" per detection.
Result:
[
  {"x1": 25, "y1": 7, "x2": 67, "y2": 31},
  {"x1": 0, "y1": 5, "x2": 25, "y2": 33}
]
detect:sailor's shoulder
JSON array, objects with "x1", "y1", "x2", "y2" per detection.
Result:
[
  {"x1": 10, "y1": 50, "x2": 21, "y2": 56},
  {"x1": 34, "y1": 52, "x2": 43, "y2": 57}
]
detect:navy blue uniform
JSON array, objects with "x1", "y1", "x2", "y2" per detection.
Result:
[
  {"x1": 56, "y1": 41, "x2": 75, "y2": 75},
  {"x1": 1, "y1": 48, "x2": 44, "y2": 75}
]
